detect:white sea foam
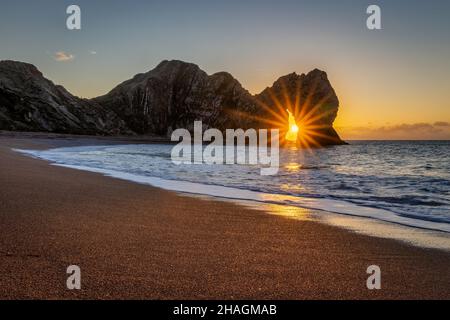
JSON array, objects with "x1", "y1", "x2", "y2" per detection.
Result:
[
  {"x1": 16, "y1": 146, "x2": 450, "y2": 249},
  {"x1": 16, "y1": 147, "x2": 450, "y2": 234}
]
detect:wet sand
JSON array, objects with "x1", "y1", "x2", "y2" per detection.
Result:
[{"x1": 0, "y1": 133, "x2": 449, "y2": 299}]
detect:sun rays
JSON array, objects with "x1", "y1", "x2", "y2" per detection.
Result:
[
  {"x1": 251, "y1": 77, "x2": 340, "y2": 149},
  {"x1": 222, "y1": 73, "x2": 342, "y2": 149}
]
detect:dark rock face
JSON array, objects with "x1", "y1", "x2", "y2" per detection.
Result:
[
  {"x1": 0, "y1": 60, "x2": 129, "y2": 135},
  {"x1": 93, "y1": 60, "x2": 257, "y2": 136},
  {"x1": 95, "y1": 60, "x2": 345, "y2": 145},
  {"x1": 254, "y1": 69, "x2": 344, "y2": 146},
  {"x1": 0, "y1": 59, "x2": 345, "y2": 145}
]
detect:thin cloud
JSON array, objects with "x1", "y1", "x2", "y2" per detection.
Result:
[
  {"x1": 336, "y1": 122, "x2": 450, "y2": 140},
  {"x1": 89, "y1": 51, "x2": 97, "y2": 55},
  {"x1": 434, "y1": 121, "x2": 450, "y2": 127},
  {"x1": 54, "y1": 51, "x2": 75, "y2": 62}
]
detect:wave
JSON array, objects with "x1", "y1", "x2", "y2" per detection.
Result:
[{"x1": 15, "y1": 147, "x2": 450, "y2": 234}]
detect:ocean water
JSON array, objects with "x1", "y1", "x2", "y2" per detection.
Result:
[{"x1": 17, "y1": 141, "x2": 450, "y2": 233}]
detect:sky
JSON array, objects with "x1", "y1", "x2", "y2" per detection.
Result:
[{"x1": 1, "y1": 0, "x2": 449, "y2": 139}]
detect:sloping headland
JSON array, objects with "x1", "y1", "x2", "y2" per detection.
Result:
[{"x1": 0, "y1": 60, "x2": 345, "y2": 146}]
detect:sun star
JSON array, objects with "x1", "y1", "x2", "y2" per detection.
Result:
[
  {"x1": 285, "y1": 109, "x2": 299, "y2": 142},
  {"x1": 290, "y1": 124, "x2": 299, "y2": 133}
]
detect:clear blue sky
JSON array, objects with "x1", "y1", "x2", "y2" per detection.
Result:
[{"x1": 1, "y1": 0, "x2": 449, "y2": 138}]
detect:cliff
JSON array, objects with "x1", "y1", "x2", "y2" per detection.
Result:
[
  {"x1": 0, "y1": 60, "x2": 129, "y2": 135},
  {"x1": 0, "y1": 60, "x2": 345, "y2": 145}
]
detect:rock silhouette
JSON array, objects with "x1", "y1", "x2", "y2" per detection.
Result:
[
  {"x1": 0, "y1": 60, "x2": 129, "y2": 135},
  {"x1": 0, "y1": 59, "x2": 345, "y2": 145}
]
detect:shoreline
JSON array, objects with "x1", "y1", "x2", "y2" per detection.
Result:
[
  {"x1": 19, "y1": 156, "x2": 450, "y2": 251},
  {"x1": 1, "y1": 133, "x2": 449, "y2": 299},
  {"x1": 15, "y1": 134, "x2": 450, "y2": 250}
]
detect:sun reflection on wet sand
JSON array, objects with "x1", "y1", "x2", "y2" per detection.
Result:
[
  {"x1": 190, "y1": 194, "x2": 450, "y2": 251},
  {"x1": 239, "y1": 200, "x2": 450, "y2": 251},
  {"x1": 237, "y1": 200, "x2": 314, "y2": 221}
]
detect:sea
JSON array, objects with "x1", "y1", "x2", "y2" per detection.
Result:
[{"x1": 17, "y1": 140, "x2": 450, "y2": 243}]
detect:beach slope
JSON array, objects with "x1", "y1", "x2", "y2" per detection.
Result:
[{"x1": 0, "y1": 135, "x2": 449, "y2": 299}]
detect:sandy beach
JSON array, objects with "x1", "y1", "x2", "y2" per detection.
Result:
[{"x1": 0, "y1": 133, "x2": 449, "y2": 300}]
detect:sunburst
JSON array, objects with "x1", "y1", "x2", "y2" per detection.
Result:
[
  {"x1": 251, "y1": 78, "x2": 341, "y2": 149},
  {"x1": 224, "y1": 76, "x2": 341, "y2": 149}
]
